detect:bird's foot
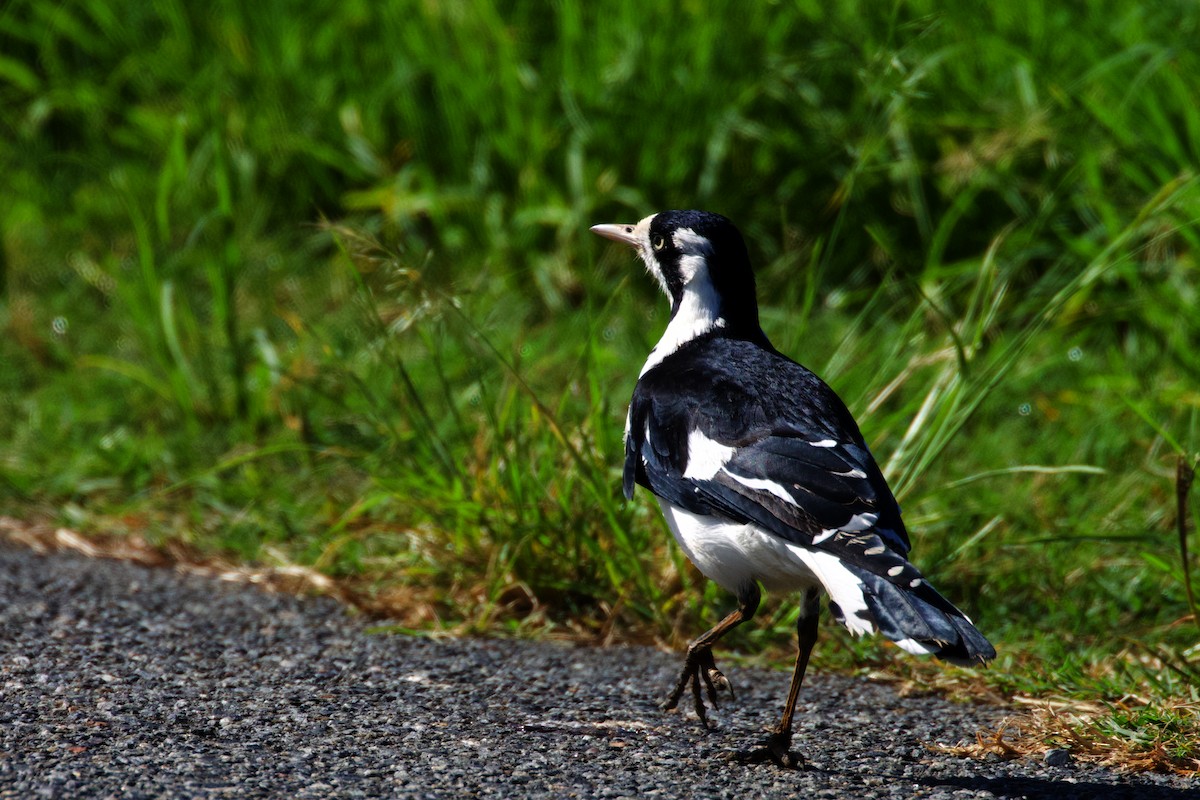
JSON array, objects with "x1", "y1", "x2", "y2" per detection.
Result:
[
  {"x1": 661, "y1": 646, "x2": 734, "y2": 730},
  {"x1": 733, "y1": 729, "x2": 805, "y2": 769}
]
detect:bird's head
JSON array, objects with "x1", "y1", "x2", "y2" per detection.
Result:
[{"x1": 591, "y1": 210, "x2": 762, "y2": 339}]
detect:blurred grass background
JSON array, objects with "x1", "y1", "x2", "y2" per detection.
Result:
[{"x1": 1, "y1": 0, "x2": 1198, "y2": 769}]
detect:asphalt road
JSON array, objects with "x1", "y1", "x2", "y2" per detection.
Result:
[{"x1": 0, "y1": 542, "x2": 1193, "y2": 799}]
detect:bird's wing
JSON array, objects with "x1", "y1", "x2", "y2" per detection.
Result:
[
  {"x1": 624, "y1": 359, "x2": 912, "y2": 566},
  {"x1": 632, "y1": 412, "x2": 906, "y2": 547}
]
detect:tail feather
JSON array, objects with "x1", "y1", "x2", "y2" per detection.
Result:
[
  {"x1": 851, "y1": 564, "x2": 996, "y2": 665},
  {"x1": 786, "y1": 543, "x2": 996, "y2": 665}
]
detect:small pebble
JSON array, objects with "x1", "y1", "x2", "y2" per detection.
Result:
[{"x1": 1043, "y1": 747, "x2": 1071, "y2": 767}]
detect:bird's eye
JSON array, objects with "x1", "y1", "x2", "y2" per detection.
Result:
[{"x1": 651, "y1": 234, "x2": 666, "y2": 251}]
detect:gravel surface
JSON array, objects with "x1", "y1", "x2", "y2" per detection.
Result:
[{"x1": 0, "y1": 542, "x2": 1194, "y2": 799}]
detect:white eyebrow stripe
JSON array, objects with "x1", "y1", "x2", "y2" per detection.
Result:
[{"x1": 672, "y1": 227, "x2": 713, "y2": 254}]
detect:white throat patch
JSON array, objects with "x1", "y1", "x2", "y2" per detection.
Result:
[{"x1": 640, "y1": 226, "x2": 725, "y2": 376}]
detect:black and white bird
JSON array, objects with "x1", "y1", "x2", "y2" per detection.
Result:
[{"x1": 592, "y1": 210, "x2": 995, "y2": 768}]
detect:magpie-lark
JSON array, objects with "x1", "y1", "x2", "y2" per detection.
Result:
[{"x1": 592, "y1": 210, "x2": 995, "y2": 768}]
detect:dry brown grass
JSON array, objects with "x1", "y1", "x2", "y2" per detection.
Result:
[{"x1": 933, "y1": 697, "x2": 1200, "y2": 777}]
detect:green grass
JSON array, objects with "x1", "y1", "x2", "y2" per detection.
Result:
[{"x1": 2, "y1": 0, "x2": 1199, "y2": 772}]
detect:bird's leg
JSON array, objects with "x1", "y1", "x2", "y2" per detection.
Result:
[
  {"x1": 663, "y1": 583, "x2": 760, "y2": 729},
  {"x1": 738, "y1": 588, "x2": 820, "y2": 768}
]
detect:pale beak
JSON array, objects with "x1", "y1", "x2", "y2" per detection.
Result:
[{"x1": 590, "y1": 223, "x2": 641, "y2": 249}]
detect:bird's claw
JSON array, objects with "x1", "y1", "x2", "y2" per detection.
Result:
[
  {"x1": 733, "y1": 730, "x2": 805, "y2": 769},
  {"x1": 662, "y1": 647, "x2": 735, "y2": 729},
  {"x1": 704, "y1": 664, "x2": 733, "y2": 703}
]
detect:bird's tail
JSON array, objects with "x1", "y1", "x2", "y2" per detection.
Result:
[
  {"x1": 847, "y1": 563, "x2": 995, "y2": 665},
  {"x1": 790, "y1": 546, "x2": 995, "y2": 665}
]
